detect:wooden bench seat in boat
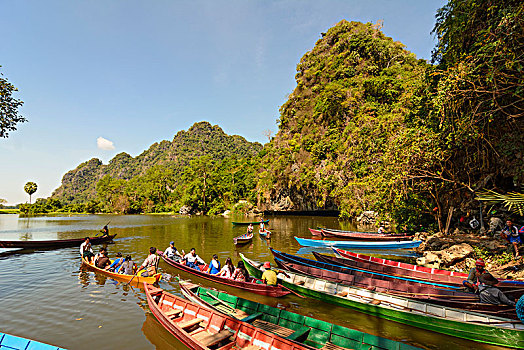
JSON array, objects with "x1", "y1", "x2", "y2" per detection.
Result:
[
  {"x1": 251, "y1": 319, "x2": 310, "y2": 341},
  {"x1": 193, "y1": 329, "x2": 233, "y2": 347},
  {"x1": 178, "y1": 318, "x2": 203, "y2": 329},
  {"x1": 321, "y1": 342, "x2": 348, "y2": 350},
  {"x1": 164, "y1": 309, "x2": 182, "y2": 318},
  {"x1": 240, "y1": 312, "x2": 263, "y2": 323}
]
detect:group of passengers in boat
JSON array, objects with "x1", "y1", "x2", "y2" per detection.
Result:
[{"x1": 163, "y1": 242, "x2": 278, "y2": 286}]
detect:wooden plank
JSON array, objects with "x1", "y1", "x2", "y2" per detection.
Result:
[{"x1": 178, "y1": 318, "x2": 203, "y2": 329}]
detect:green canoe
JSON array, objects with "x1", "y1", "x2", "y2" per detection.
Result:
[
  {"x1": 179, "y1": 280, "x2": 421, "y2": 350},
  {"x1": 232, "y1": 219, "x2": 269, "y2": 226},
  {"x1": 240, "y1": 253, "x2": 524, "y2": 349}
]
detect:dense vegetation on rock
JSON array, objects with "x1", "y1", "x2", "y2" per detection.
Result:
[
  {"x1": 0, "y1": 65, "x2": 25, "y2": 138},
  {"x1": 30, "y1": 1, "x2": 522, "y2": 231}
]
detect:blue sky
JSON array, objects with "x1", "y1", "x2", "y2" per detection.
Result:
[{"x1": 1, "y1": 0, "x2": 446, "y2": 205}]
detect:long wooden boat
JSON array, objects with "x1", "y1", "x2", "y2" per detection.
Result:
[
  {"x1": 0, "y1": 332, "x2": 65, "y2": 350},
  {"x1": 0, "y1": 234, "x2": 116, "y2": 249},
  {"x1": 161, "y1": 255, "x2": 290, "y2": 297},
  {"x1": 318, "y1": 228, "x2": 378, "y2": 234},
  {"x1": 81, "y1": 257, "x2": 161, "y2": 285},
  {"x1": 321, "y1": 229, "x2": 413, "y2": 241},
  {"x1": 233, "y1": 232, "x2": 253, "y2": 245},
  {"x1": 295, "y1": 237, "x2": 421, "y2": 249},
  {"x1": 144, "y1": 283, "x2": 308, "y2": 350},
  {"x1": 240, "y1": 253, "x2": 524, "y2": 349},
  {"x1": 179, "y1": 280, "x2": 422, "y2": 350},
  {"x1": 308, "y1": 228, "x2": 322, "y2": 236},
  {"x1": 232, "y1": 219, "x2": 269, "y2": 226},
  {"x1": 333, "y1": 248, "x2": 524, "y2": 287},
  {"x1": 269, "y1": 249, "x2": 476, "y2": 298}
]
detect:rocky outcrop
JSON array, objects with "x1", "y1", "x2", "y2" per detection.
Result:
[{"x1": 416, "y1": 243, "x2": 474, "y2": 269}]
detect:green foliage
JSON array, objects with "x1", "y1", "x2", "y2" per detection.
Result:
[
  {"x1": 0, "y1": 66, "x2": 25, "y2": 138},
  {"x1": 473, "y1": 245, "x2": 513, "y2": 266},
  {"x1": 24, "y1": 182, "x2": 37, "y2": 204}
]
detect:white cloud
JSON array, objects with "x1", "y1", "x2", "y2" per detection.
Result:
[{"x1": 97, "y1": 137, "x2": 115, "y2": 150}]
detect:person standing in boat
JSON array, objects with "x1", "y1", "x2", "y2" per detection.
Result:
[
  {"x1": 80, "y1": 237, "x2": 94, "y2": 263},
  {"x1": 206, "y1": 254, "x2": 221, "y2": 275},
  {"x1": 183, "y1": 248, "x2": 205, "y2": 270},
  {"x1": 137, "y1": 247, "x2": 160, "y2": 277},
  {"x1": 478, "y1": 272, "x2": 516, "y2": 306},
  {"x1": 463, "y1": 259, "x2": 487, "y2": 292}
]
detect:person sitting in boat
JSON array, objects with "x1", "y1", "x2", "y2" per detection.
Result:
[
  {"x1": 107, "y1": 252, "x2": 124, "y2": 272},
  {"x1": 217, "y1": 257, "x2": 235, "y2": 278},
  {"x1": 183, "y1": 248, "x2": 205, "y2": 270},
  {"x1": 260, "y1": 221, "x2": 265, "y2": 231},
  {"x1": 100, "y1": 225, "x2": 109, "y2": 237},
  {"x1": 96, "y1": 250, "x2": 112, "y2": 269},
  {"x1": 206, "y1": 254, "x2": 221, "y2": 275},
  {"x1": 478, "y1": 272, "x2": 516, "y2": 306},
  {"x1": 164, "y1": 241, "x2": 183, "y2": 261},
  {"x1": 463, "y1": 259, "x2": 487, "y2": 293},
  {"x1": 117, "y1": 255, "x2": 135, "y2": 275},
  {"x1": 247, "y1": 223, "x2": 254, "y2": 234},
  {"x1": 231, "y1": 261, "x2": 249, "y2": 282},
  {"x1": 261, "y1": 262, "x2": 278, "y2": 286},
  {"x1": 80, "y1": 237, "x2": 94, "y2": 263},
  {"x1": 93, "y1": 247, "x2": 107, "y2": 266},
  {"x1": 137, "y1": 247, "x2": 160, "y2": 277}
]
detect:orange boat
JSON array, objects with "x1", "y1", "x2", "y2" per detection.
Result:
[{"x1": 81, "y1": 257, "x2": 161, "y2": 285}]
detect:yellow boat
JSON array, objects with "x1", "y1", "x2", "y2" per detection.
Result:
[{"x1": 81, "y1": 257, "x2": 161, "y2": 285}]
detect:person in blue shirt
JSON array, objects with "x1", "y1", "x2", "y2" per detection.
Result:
[
  {"x1": 502, "y1": 219, "x2": 521, "y2": 258},
  {"x1": 206, "y1": 254, "x2": 221, "y2": 275},
  {"x1": 108, "y1": 252, "x2": 124, "y2": 272}
]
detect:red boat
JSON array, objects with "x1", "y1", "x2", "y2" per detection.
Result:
[
  {"x1": 321, "y1": 229, "x2": 413, "y2": 241},
  {"x1": 233, "y1": 232, "x2": 253, "y2": 245},
  {"x1": 0, "y1": 234, "x2": 116, "y2": 249},
  {"x1": 144, "y1": 283, "x2": 308, "y2": 350},
  {"x1": 161, "y1": 255, "x2": 290, "y2": 297},
  {"x1": 308, "y1": 228, "x2": 322, "y2": 236}
]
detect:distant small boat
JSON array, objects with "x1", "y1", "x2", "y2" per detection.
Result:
[
  {"x1": 144, "y1": 283, "x2": 308, "y2": 350},
  {"x1": 0, "y1": 332, "x2": 65, "y2": 350},
  {"x1": 321, "y1": 229, "x2": 413, "y2": 241},
  {"x1": 233, "y1": 232, "x2": 253, "y2": 245},
  {"x1": 232, "y1": 219, "x2": 269, "y2": 226},
  {"x1": 0, "y1": 234, "x2": 116, "y2": 249},
  {"x1": 258, "y1": 229, "x2": 271, "y2": 238},
  {"x1": 295, "y1": 237, "x2": 421, "y2": 249}
]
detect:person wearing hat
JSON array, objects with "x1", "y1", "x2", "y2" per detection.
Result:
[
  {"x1": 164, "y1": 241, "x2": 183, "y2": 260},
  {"x1": 261, "y1": 262, "x2": 278, "y2": 286},
  {"x1": 478, "y1": 272, "x2": 516, "y2": 306},
  {"x1": 463, "y1": 259, "x2": 488, "y2": 293}
]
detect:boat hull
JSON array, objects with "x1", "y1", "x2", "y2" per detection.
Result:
[
  {"x1": 81, "y1": 258, "x2": 161, "y2": 285},
  {"x1": 161, "y1": 255, "x2": 290, "y2": 297},
  {"x1": 240, "y1": 254, "x2": 524, "y2": 349},
  {"x1": 0, "y1": 234, "x2": 116, "y2": 249},
  {"x1": 321, "y1": 229, "x2": 413, "y2": 241},
  {"x1": 233, "y1": 232, "x2": 253, "y2": 245},
  {"x1": 295, "y1": 237, "x2": 421, "y2": 249}
]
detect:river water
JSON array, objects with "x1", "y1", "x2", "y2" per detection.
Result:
[{"x1": 0, "y1": 214, "x2": 507, "y2": 350}]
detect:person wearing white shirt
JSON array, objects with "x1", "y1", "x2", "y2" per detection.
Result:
[{"x1": 184, "y1": 248, "x2": 205, "y2": 269}]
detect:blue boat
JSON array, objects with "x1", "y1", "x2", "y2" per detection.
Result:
[
  {"x1": 0, "y1": 333, "x2": 65, "y2": 350},
  {"x1": 294, "y1": 237, "x2": 421, "y2": 249}
]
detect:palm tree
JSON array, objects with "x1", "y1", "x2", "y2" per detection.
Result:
[
  {"x1": 477, "y1": 189, "x2": 524, "y2": 216},
  {"x1": 24, "y1": 182, "x2": 37, "y2": 204}
]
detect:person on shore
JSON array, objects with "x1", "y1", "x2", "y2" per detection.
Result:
[
  {"x1": 100, "y1": 225, "x2": 109, "y2": 237},
  {"x1": 93, "y1": 247, "x2": 107, "y2": 266},
  {"x1": 137, "y1": 247, "x2": 160, "y2": 277},
  {"x1": 478, "y1": 272, "x2": 515, "y2": 306},
  {"x1": 107, "y1": 252, "x2": 124, "y2": 272},
  {"x1": 378, "y1": 226, "x2": 386, "y2": 234},
  {"x1": 96, "y1": 250, "x2": 111, "y2": 269},
  {"x1": 231, "y1": 261, "x2": 249, "y2": 282},
  {"x1": 463, "y1": 259, "x2": 487, "y2": 293},
  {"x1": 164, "y1": 241, "x2": 183, "y2": 260},
  {"x1": 501, "y1": 219, "x2": 520, "y2": 258},
  {"x1": 183, "y1": 248, "x2": 205, "y2": 270},
  {"x1": 118, "y1": 255, "x2": 135, "y2": 275},
  {"x1": 261, "y1": 262, "x2": 278, "y2": 286},
  {"x1": 217, "y1": 257, "x2": 235, "y2": 278},
  {"x1": 247, "y1": 223, "x2": 254, "y2": 234},
  {"x1": 206, "y1": 254, "x2": 221, "y2": 275},
  {"x1": 80, "y1": 237, "x2": 94, "y2": 263}
]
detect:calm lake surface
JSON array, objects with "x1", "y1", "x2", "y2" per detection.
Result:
[{"x1": 0, "y1": 214, "x2": 507, "y2": 350}]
